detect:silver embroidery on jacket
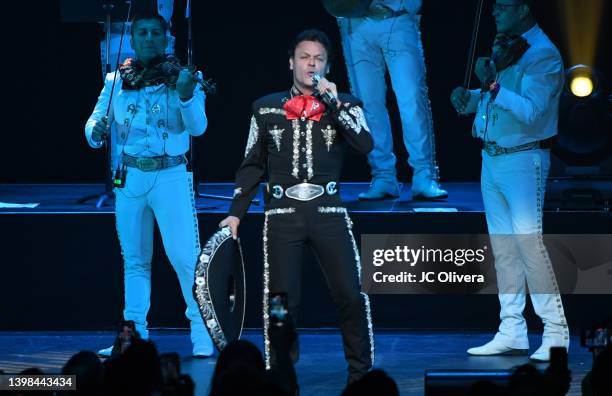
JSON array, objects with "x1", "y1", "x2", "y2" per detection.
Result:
[
  {"x1": 244, "y1": 116, "x2": 259, "y2": 158},
  {"x1": 349, "y1": 106, "x2": 370, "y2": 133},
  {"x1": 259, "y1": 107, "x2": 286, "y2": 116},
  {"x1": 269, "y1": 126, "x2": 284, "y2": 152},
  {"x1": 291, "y1": 119, "x2": 300, "y2": 179},
  {"x1": 339, "y1": 110, "x2": 360, "y2": 134},
  {"x1": 305, "y1": 120, "x2": 314, "y2": 180},
  {"x1": 321, "y1": 125, "x2": 336, "y2": 151}
]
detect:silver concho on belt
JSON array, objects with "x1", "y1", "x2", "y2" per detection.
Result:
[
  {"x1": 272, "y1": 185, "x2": 284, "y2": 199},
  {"x1": 326, "y1": 181, "x2": 338, "y2": 195},
  {"x1": 194, "y1": 227, "x2": 246, "y2": 351}
]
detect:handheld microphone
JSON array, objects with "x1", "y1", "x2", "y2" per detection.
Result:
[{"x1": 312, "y1": 73, "x2": 338, "y2": 110}]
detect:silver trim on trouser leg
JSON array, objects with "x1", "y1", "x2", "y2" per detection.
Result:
[
  {"x1": 533, "y1": 160, "x2": 569, "y2": 342},
  {"x1": 262, "y1": 207, "x2": 296, "y2": 370},
  {"x1": 414, "y1": 16, "x2": 440, "y2": 181},
  {"x1": 188, "y1": 175, "x2": 201, "y2": 253},
  {"x1": 318, "y1": 206, "x2": 375, "y2": 366}
]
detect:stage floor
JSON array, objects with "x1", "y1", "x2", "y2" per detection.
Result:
[
  {"x1": 0, "y1": 182, "x2": 484, "y2": 214},
  {"x1": 1, "y1": 182, "x2": 611, "y2": 332},
  {"x1": 0, "y1": 330, "x2": 592, "y2": 396},
  {"x1": 2, "y1": 179, "x2": 610, "y2": 214}
]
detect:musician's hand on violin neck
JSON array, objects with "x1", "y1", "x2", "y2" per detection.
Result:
[
  {"x1": 475, "y1": 57, "x2": 497, "y2": 86},
  {"x1": 176, "y1": 68, "x2": 196, "y2": 101}
]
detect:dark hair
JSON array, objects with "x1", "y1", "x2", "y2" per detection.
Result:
[
  {"x1": 288, "y1": 29, "x2": 334, "y2": 67},
  {"x1": 209, "y1": 340, "x2": 266, "y2": 396},
  {"x1": 509, "y1": 364, "x2": 545, "y2": 395},
  {"x1": 103, "y1": 340, "x2": 162, "y2": 395},
  {"x1": 341, "y1": 369, "x2": 399, "y2": 396},
  {"x1": 61, "y1": 351, "x2": 103, "y2": 395},
  {"x1": 130, "y1": 13, "x2": 168, "y2": 36}
]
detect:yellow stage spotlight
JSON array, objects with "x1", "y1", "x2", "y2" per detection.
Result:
[
  {"x1": 570, "y1": 76, "x2": 594, "y2": 97},
  {"x1": 566, "y1": 64, "x2": 598, "y2": 98},
  {"x1": 556, "y1": 64, "x2": 610, "y2": 168}
]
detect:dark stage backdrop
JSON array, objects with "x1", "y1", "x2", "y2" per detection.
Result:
[{"x1": 3, "y1": 0, "x2": 611, "y2": 183}]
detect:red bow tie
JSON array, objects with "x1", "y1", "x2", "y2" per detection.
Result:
[{"x1": 283, "y1": 95, "x2": 326, "y2": 122}]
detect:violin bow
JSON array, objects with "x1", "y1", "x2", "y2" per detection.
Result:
[
  {"x1": 186, "y1": 0, "x2": 193, "y2": 68},
  {"x1": 463, "y1": 0, "x2": 486, "y2": 89}
]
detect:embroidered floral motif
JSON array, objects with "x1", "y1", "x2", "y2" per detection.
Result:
[
  {"x1": 349, "y1": 106, "x2": 370, "y2": 133},
  {"x1": 291, "y1": 119, "x2": 300, "y2": 179},
  {"x1": 321, "y1": 125, "x2": 336, "y2": 151},
  {"x1": 194, "y1": 227, "x2": 238, "y2": 350},
  {"x1": 266, "y1": 208, "x2": 296, "y2": 215},
  {"x1": 259, "y1": 107, "x2": 286, "y2": 116},
  {"x1": 339, "y1": 110, "x2": 360, "y2": 134},
  {"x1": 269, "y1": 126, "x2": 284, "y2": 152},
  {"x1": 305, "y1": 120, "x2": 314, "y2": 180}
]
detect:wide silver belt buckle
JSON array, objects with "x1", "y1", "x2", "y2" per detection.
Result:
[
  {"x1": 136, "y1": 157, "x2": 160, "y2": 171},
  {"x1": 285, "y1": 183, "x2": 324, "y2": 201},
  {"x1": 485, "y1": 144, "x2": 502, "y2": 157}
]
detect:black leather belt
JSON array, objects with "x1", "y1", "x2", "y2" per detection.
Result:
[
  {"x1": 481, "y1": 137, "x2": 554, "y2": 157},
  {"x1": 268, "y1": 182, "x2": 339, "y2": 201},
  {"x1": 121, "y1": 153, "x2": 186, "y2": 172},
  {"x1": 366, "y1": 5, "x2": 409, "y2": 20}
]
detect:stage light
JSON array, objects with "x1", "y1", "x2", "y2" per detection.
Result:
[
  {"x1": 554, "y1": 64, "x2": 610, "y2": 166},
  {"x1": 567, "y1": 64, "x2": 597, "y2": 98},
  {"x1": 570, "y1": 76, "x2": 594, "y2": 98},
  {"x1": 546, "y1": 65, "x2": 612, "y2": 210}
]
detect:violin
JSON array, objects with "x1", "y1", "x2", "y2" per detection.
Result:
[
  {"x1": 479, "y1": 34, "x2": 531, "y2": 91},
  {"x1": 119, "y1": 54, "x2": 217, "y2": 95},
  {"x1": 491, "y1": 33, "x2": 531, "y2": 72}
]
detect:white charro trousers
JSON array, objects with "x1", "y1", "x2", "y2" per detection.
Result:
[
  {"x1": 481, "y1": 148, "x2": 569, "y2": 348},
  {"x1": 338, "y1": 14, "x2": 439, "y2": 184},
  {"x1": 114, "y1": 165, "x2": 211, "y2": 347}
]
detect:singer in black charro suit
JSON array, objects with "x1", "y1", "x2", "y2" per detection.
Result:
[{"x1": 219, "y1": 29, "x2": 375, "y2": 383}]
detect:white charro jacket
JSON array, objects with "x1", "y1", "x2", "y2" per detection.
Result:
[
  {"x1": 85, "y1": 70, "x2": 207, "y2": 157},
  {"x1": 466, "y1": 25, "x2": 564, "y2": 148}
]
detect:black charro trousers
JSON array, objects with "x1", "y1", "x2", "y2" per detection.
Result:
[{"x1": 262, "y1": 196, "x2": 374, "y2": 381}]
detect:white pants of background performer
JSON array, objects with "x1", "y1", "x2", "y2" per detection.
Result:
[
  {"x1": 338, "y1": 12, "x2": 441, "y2": 195},
  {"x1": 115, "y1": 165, "x2": 209, "y2": 350},
  {"x1": 479, "y1": 149, "x2": 569, "y2": 357}
]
